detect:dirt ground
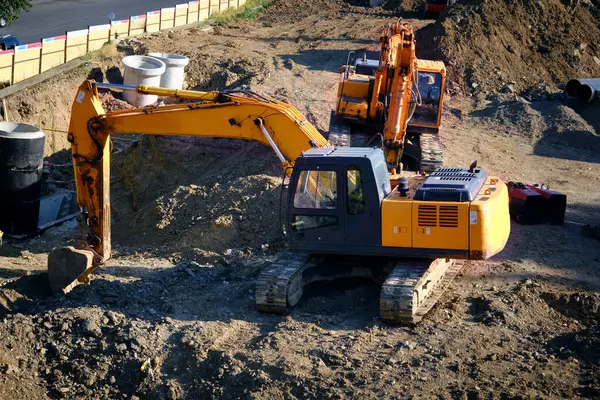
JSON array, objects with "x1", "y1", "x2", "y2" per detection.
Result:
[{"x1": 1, "y1": 0, "x2": 600, "y2": 399}]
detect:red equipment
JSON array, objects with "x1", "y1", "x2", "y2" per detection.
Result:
[
  {"x1": 507, "y1": 182, "x2": 566, "y2": 225},
  {"x1": 424, "y1": 0, "x2": 457, "y2": 17}
]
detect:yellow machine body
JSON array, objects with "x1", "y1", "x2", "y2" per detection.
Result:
[
  {"x1": 381, "y1": 174, "x2": 509, "y2": 259},
  {"x1": 336, "y1": 72, "x2": 370, "y2": 119}
]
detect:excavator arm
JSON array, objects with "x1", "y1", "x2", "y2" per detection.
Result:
[
  {"x1": 381, "y1": 22, "x2": 417, "y2": 168},
  {"x1": 48, "y1": 80, "x2": 329, "y2": 292}
]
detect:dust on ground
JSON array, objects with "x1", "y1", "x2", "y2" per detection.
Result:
[{"x1": 1, "y1": 0, "x2": 600, "y2": 399}]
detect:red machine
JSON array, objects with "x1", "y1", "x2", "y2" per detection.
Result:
[
  {"x1": 424, "y1": 0, "x2": 457, "y2": 17},
  {"x1": 507, "y1": 182, "x2": 567, "y2": 225}
]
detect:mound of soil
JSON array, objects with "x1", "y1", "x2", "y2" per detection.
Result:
[
  {"x1": 2, "y1": 268, "x2": 597, "y2": 399},
  {"x1": 470, "y1": 95, "x2": 600, "y2": 152},
  {"x1": 260, "y1": 0, "x2": 344, "y2": 24},
  {"x1": 111, "y1": 136, "x2": 284, "y2": 255},
  {"x1": 418, "y1": 0, "x2": 600, "y2": 94},
  {"x1": 377, "y1": 0, "x2": 423, "y2": 13}
]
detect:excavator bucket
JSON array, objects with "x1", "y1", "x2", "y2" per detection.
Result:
[{"x1": 47, "y1": 246, "x2": 94, "y2": 293}]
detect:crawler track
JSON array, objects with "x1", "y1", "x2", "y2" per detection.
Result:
[
  {"x1": 256, "y1": 252, "x2": 465, "y2": 324},
  {"x1": 255, "y1": 252, "x2": 311, "y2": 313},
  {"x1": 380, "y1": 258, "x2": 464, "y2": 324},
  {"x1": 419, "y1": 133, "x2": 444, "y2": 173}
]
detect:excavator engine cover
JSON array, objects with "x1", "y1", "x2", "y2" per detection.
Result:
[{"x1": 413, "y1": 168, "x2": 487, "y2": 202}]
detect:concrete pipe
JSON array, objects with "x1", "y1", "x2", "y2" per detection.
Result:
[
  {"x1": 148, "y1": 53, "x2": 189, "y2": 90},
  {"x1": 122, "y1": 55, "x2": 166, "y2": 107},
  {"x1": 0, "y1": 122, "x2": 45, "y2": 235},
  {"x1": 576, "y1": 83, "x2": 600, "y2": 103},
  {"x1": 565, "y1": 78, "x2": 600, "y2": 97}
]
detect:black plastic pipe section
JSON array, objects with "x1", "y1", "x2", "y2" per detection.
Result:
[
  {"x1": 565, "y1": 78, "x2": 600, "y2": 99},
  {"x1": 0, "y1": 122, "x2": 45, "y2": 235},
  {"x1": 576, "y1": 83, "x2": 600, "y2": 103}
]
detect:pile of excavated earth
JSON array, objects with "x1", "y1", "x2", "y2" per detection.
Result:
[{"x1": 1, "y1": 0, "x2": 599, "y2": 398}]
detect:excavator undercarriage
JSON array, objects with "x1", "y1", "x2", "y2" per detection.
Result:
[{"x1": 255, "y1": 252, "x2": 464, "y2": 324}]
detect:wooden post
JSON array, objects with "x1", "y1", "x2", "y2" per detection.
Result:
[
  {"x1": 39, "y1": 39, "x2": 43, "y2": 74},
  {"x1": 63, "y1": 32, "x2": 68, "y2": 64},
  {"x1": 2, "y1": 98, "x2": 9, "y2": 121}
]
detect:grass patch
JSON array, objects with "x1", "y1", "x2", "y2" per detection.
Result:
[
  {"x1": 80, "y1": 43, "x2": 119, "y2": 62},
  {"x1": 205, "y1": 0, "x2": 273, "y2": 26}
]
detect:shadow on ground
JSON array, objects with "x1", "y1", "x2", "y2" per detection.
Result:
[{"x1": 0, "y1": 258, "x2": 381, "y2": 329}]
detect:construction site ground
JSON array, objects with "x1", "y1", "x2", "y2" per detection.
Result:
[{"x1": 1, "y1": 0, "x2": 599, "y2": 398}]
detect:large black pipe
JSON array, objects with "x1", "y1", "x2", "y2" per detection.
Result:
[
  {"x1": 576, "y1": 83, "x2": 600, "y2": 103},
  {"x1": 0, "y1": 122, "x2": 45, "y2": 235},
  {"x1": 565, "y1": 78, "x2": 600, "y2": 97}
]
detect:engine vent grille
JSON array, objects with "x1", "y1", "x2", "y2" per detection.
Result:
[
  {"x1": 439, "y1": 205, "x2": 459, "y2": 228},
  {"x1": 418, "y1": 205, "x2": 459, "y2": 228},
  {"x1": 418, "y1": 205, "x2": 437, "y2": 227}
]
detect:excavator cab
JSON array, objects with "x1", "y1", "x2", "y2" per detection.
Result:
[
  {"x1": 286, "y1": 147, "x2": 390, "y2": 253},
  {"x1": 408, "y1": 59, "x2": 446, "y2": 134}
]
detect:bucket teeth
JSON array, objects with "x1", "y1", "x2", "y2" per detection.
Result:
[{"x1": 47, "y1": 246, "x2": 94, "y2": 294}]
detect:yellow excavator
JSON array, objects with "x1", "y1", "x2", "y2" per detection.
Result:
[
  {"x1": 331, "y1": 21, "x2": 446, "y2": 172},
  {"x1": 48, "y1": 21, "x2": 510, "y2": 325}
]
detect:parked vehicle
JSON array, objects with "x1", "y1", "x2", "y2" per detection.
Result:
[{"x1": 0, "y1": 35, "x2": 21, "y2": 51}]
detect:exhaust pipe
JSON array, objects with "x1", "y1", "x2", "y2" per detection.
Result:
[
  {"x1": 576, "y1": 83, "x2": 600, "y2": 103},
  {"x1": 565, "y1": 78, "x2": 600, "y2": 97}
]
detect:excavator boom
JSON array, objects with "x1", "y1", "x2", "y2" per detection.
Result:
[
  {"x1": 48, "y1": 80, "x2": 329, "y2": 292},
  {"x1": 381, "y1": 22, "x2": 417, "y2": 167}
]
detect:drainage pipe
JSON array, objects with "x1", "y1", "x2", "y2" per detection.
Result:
[
  {"x1": 122, "y1": 55, "x2": 166, "y2": 107},
  {"x1": 148, "y1": 53, "x2": 189, "y2": 90},
  {"x1": 565, "y1": 78, "x2": 600, "y2": 97},
  {"x1": 576, "y1": 83, "x2": 600, "y2": 103},
  {"x1": 0, "y1": 122, "x2": 45, "y2": 235}
]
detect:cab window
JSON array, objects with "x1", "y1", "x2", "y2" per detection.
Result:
[
  {"x1": 411, "y1": 72, "x2": 443, "y2": 126},
  {"x1": 292, "y1": 215, "x2": 338, "y2": 231},
  {"x1": 293, "y1": 170, "x2": 337, "y2": 209},
  {"x1": 347, "y1": 168, "x2": 366, "y2": 215}
]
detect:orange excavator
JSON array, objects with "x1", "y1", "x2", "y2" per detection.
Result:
[
  {"x1": 47, "y1": 20, "x2": 510, "y2": 324},
  {"x1": 332, "y1": 20, "x2": 446, "y2": 173}
]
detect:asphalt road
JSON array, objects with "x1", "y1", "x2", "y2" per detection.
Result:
[{"x1": 0, "y1": 0, "x2": 186, "y2": 44}]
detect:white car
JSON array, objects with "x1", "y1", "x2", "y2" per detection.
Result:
[{"x1": 0, "y1": 19, "x2": 6, "y2": 28}]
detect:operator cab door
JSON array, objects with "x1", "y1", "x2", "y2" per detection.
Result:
[
  {"x1": 288, "y1": 167, "x2": 345, "y2": 249},
  {"x1": 344, "y1": 164, "x2": 381, "y2": 247}
]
